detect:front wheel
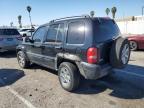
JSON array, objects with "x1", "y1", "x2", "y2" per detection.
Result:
[
  {"x1": 58, "y1": 62, "x2": 80, "y2": 92},
  {"x1": 17, "y1": 51, "x2": 30, "y2": 68}
]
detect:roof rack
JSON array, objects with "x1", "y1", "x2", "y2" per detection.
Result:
[{"x1": 50, "y1": 15, "x2": 91, "y2": 23}]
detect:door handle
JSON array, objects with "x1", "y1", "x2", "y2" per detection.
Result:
[{"x1": 55, "y1": 46, "x2": 62, "y2": 50}]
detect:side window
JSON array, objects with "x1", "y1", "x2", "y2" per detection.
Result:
[
  {"x1": 46, "y1": 25, "x2": 58, "y2": 42},
  {"x1": 67, "y1": 21, "x2": 85, "y2": 44},
  {"x1": 56, "y1": 24, "x2": 64, "y2": 43},
  {"x1": 33, "y1": 26, "x2": 47, "y2": 42},
  {"x1": 46, "y1": 24, "x2": 64, "y2": 43}
]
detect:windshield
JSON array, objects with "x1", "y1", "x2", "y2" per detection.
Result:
[
  {"x1": 0, "y1": 29, "x2": 20, "y2": 35},
  {"x1": 20, "y1": 29, "x2": 31, "y2": 32},
  {"x1": 93, "y1": 18, "x2": 120, "y2": 43}
]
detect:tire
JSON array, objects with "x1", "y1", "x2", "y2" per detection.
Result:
[
  {"x1": 23, "y1": 34, "x2": 27, "y2": 37},
  {"x1": 58, "y1": 62, "x2": 80, "y2": 92},
  {"x1": 17, "y1": 51, "x2": 30, "y2": 68},
  {"x1": 130, "y1": 41, "x2": 137, "y2": 51},
  {"x1": 110, "y1": 37, "x2": 130, "y2": 69}
]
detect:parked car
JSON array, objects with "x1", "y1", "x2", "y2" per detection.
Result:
[
  {"x1": 128, "y1": 34, "x2": 144, "y2": 50},
  {"x1": 16, "y1": 15, "x2": 130, "y2": 91},
  {"x1": 0, "y1": 28, "x2": 23, "y2": 52},
  {"x1": 19, "y1": 28, "x2": 35, "y2": 37}
]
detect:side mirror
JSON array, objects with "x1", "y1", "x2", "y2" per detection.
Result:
[{"x1": 25, "y1": 37, "x2": 34, "y2": 43}]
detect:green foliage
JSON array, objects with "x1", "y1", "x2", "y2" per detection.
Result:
[
  {"x1": 105, "y1": 8, "x2": 110, "y2": 16},
  {"x1": 90, "y1": 11, "x2": 95, "y2": 17},
  {"x1": 111, "y1": 7, "x2": 117, "y2": 19},
  {"x1": 18, "y1": 15, "x2": 22, "y2": 28},
  {"x1": 27, "y1": 6, "x2": 31, "y2": 13}
]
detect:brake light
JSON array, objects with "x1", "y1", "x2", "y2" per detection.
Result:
[
  {"x1": 16, "y1": 36, "x2": 23, "y2": 41},
  {"x1": 87, "y1": 47, "x2": 99, "y2": 64},
  {"x1": 0, "y1": 37, "x2": 4, "y2": 41}
]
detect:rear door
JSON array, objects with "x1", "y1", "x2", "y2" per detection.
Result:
[
  {"x1": 26, "y1": 26, "x2": 48, "y2": 64},
  {"x1": 42, "y1": 23, "x2": 64, "y2": 69}
]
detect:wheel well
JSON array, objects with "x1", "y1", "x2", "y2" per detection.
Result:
[
  {"x1": 130, "y1": 40, "x2": 137, "y2": 44},
  {"x1": 57, "y1": 58, "x2": 79, "y2": 71},
  {"x1": 16, "y1": 49, "x2": 21, "y2": 53}
]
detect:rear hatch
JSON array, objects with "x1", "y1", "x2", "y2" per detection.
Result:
[
  {"x1": 0, "y1": 29, "x2": 22, "y2": 46},
  {"x1": 93, "y1": 18, "x2": 121, "y2": 64}
]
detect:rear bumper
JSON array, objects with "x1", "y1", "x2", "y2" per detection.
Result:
[
  {"x1": 79, "y1": 62, "x2": 112, "y2": 79},
  {"x1": 0, "y1": 45, "x2": 17, "y2": 52}
]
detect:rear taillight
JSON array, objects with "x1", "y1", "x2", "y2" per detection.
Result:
[
  {"x1": 87, "y1": 47, "x2": 99, "y2": 64},
  {"x1": 16, "y1": 36, "x2": 23, "y2": 41},
  {"x1": 0, "y1": 37, "x2": 4, "y2": 41}
]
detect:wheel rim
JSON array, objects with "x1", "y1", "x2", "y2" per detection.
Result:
[
  {"x1": 18, "y1": 53, "x2": 25, "y2": 67},
  {"x1": 130, "y1": 41, "x2": 137, "y2": 50},
  {"x1": 121, "y1": 44, "x2": 130, "y2": 64},
  {"x1": 59, "y1": 67, "x2": 71, "y2": 88}
]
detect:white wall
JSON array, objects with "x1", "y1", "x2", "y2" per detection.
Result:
[{"x1": 117, "y1": 21, "x2": 144, "y2": 35}]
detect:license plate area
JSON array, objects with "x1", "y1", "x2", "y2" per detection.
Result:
[{"x1": 7, "y1": 38, "x2": 13, "y2": 41}]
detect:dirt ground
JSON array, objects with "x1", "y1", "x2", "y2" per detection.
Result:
[{"x1": 0, "y1": 51, "x2": 144, "y2": 108}]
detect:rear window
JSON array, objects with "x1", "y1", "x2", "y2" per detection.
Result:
[
  {"x1": 94, "y1": 19, "x2": 120, "y2": 42},
  {"x1": 0, "y1": 29, "x2": 20, "y2": 35}
]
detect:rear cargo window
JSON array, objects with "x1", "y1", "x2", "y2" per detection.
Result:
[
  {"x1": 94, "y1": 19, "x2": 120, "y2": 42},
  {"x1": 0, "y1": 29, "x2": 20, "y2": 35}
]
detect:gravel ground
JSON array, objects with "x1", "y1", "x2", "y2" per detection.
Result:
[{"x1": 0, "y1": 51, "x2": 144, "y2": 108}]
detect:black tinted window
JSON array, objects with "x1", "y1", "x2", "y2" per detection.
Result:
[
  {"x1": 67, "y1": 21, "x2": 85, "y2": 44},
  {"x1": 0, "y1": 29, "x2": 20, "y2": 35},
  {"x1": 94, "y1": 19, "x2": 120, "y2": 42},
  {"x1": 33, "y1": 26, "x2": 47, "y2": 42},
  {"x1": 46, "y1": 24, "x2": 64, "y2": 43}
]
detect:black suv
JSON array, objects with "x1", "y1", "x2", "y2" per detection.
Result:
[{"x1": 16, "y1": 15, "x2": 130, "y2": 91}]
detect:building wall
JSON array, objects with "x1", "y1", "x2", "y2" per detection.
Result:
[{"x1": 117, "y1": 20, "x2": 144, "y2": 35}]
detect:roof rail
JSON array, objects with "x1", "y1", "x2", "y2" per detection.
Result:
[{"x1": 50, "y1": 15, "x2": 91, "y2": 23}]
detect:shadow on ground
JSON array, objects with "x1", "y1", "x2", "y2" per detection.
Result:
[
  {"x1": 75, "y1": 64, "x2": 144, "y2": 99},
  {"x1": 0, "y1": 51, "x2": 17, "y2": 58},
  {"x1": 26, "y1": 63, "x2": 144, "y2": 100},
  {"x1": 0, "y1": 69, "x2": 25, "y2": 87}
]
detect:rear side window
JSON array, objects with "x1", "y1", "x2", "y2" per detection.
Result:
[
  {"x1": 0, "y1": 29, "x2": 20, "y2": 35},
  {"x1": 67, "y1": 21, "x2": 85, "y2": 44},
  {"x1": 94, "y1": 19, "x2": 120, "y2": 42}
]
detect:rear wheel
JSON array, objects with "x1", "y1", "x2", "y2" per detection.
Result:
[
  {"x1": 17, "y1": 51, "x2": 30, "y2": 68},
  {"x1": 58, "y1": 62, "x2": 80, "y2": 92},
  {"x1": 130, "y1": 41, "x2": 137, "y2": 51}
]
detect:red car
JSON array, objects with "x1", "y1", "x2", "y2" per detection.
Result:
[{"x1": 128, "y1": 35, "x2": 144, "y2": 50}]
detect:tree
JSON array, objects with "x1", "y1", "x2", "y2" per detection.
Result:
[
  {"x1": 18, "y1": 15, "x2": 22, "y2": 28},
  {"x1": 10, "y1": 22, "x2": 13, "y2": 27},
  {"x1": 90, "y1": 11, "x2": 95, "y2": 17},
  {"x1": 105, "y1": 8, "x2": 110, "y2": 16},
  {"x1": 132, "y1": 16, "x2": 135, "y2": 21},
  {"x1": 27, "y1": 6, "x2": 33, "y2": 28},
  {"x1": 111, "y1": 7, "x2": 117, "y2": 19}
]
